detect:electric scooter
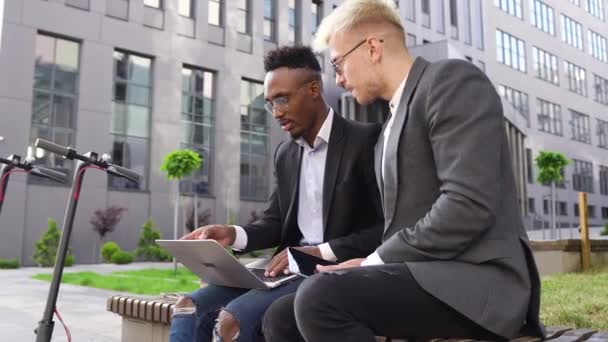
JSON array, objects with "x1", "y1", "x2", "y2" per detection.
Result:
[{"x1": 32, "y1": 138, "x2": 141, "y2": 342}]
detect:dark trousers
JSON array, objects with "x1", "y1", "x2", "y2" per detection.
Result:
[{"x1": 263, "y1": 264, "x2": 505, "y2": 342}]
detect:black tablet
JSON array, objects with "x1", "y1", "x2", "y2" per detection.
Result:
[{"x1": 287, "y1": 247, "x2": 337, "y2": 277}]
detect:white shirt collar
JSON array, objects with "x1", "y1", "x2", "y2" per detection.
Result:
[
  {"x1": 389, "y1": 74, "x2": 409, "y2": 116},
  {"x1": 296, "y1": 108, "x2": 334, "y2": 149}
]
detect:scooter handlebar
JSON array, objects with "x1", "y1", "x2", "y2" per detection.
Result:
[
  {"x1": 31, "y1": 166, "x2": 67, "y2": 184},
  {"x1": 107, "y1": 164, "x2": 141, "y2": 184},
  {"x1": 34, "y1": 138, "x2": 71, "y2": 158}
]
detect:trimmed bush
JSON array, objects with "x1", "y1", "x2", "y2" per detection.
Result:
[
  {"x1": 135, "y1": 219, "x2": 171, "y2": 261},
  {"x1": 111, "y1": 250, "x2": 134, "y2": 265},
  {"x1": 0, "y1": 258, "x2": 20, "y2": 269},
  {"x1": 601, "y1": 223, "x2": 608, "y2": 236},
  {"x1": 33, "y1": 218, "x2": 75, "y2": 267},
  {"x1": 101, "y1": 242, "x2": 121, "y2": 262}
]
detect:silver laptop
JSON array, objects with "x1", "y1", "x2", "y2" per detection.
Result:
[{"x1": 156, "y1": 239, "x2": 299, "y2": 289}]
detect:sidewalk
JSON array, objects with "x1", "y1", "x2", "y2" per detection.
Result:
[{"x1": 0, "y1": 262, "x2": 174, "y2": 341}]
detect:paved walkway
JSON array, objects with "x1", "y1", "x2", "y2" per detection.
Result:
[{"x1": 0, "y1": 262, "x2": 174, "y2": 342}]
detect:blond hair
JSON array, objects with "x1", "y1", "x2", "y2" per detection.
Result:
[{"x1": 312, "y1": 0, "x2": 404, "y2": 52}]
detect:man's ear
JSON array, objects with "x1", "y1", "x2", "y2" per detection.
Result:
[{"x1": 309, "y1": 81, "x2": 322, "y2": 99}]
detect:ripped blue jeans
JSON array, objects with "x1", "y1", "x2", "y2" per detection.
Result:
[{"x1": 169, "y1": 278, "x2": 303, "y2": 342}]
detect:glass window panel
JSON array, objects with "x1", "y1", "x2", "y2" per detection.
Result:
[
  {"x1": 126, "y1": 105, "x2": 150, "y2": 138},
  {"x1": 129, "y1": 55, "x2": 151, "y2": 85},
  {"x1": 111, "y1": 103, "x2": 127, "y2": 134},
  {"x1": 144, "y1": 0, "x2": 161, "y2": 8},
  {"x1": 28, "y1": 126, "x2": 51, "y2": 162},
  {"x1": 251, "y1": 134, "x2": 268, "y2": 155},
  {"x1": 54, "y1": 68, "x2": 78, "y2": 94},
  {"x1": 182, "y1": 94, "x2": 193, "y2": 114},
  {"x1": 182, "y1": 68, "x2": 192, "y2": 92},
  {"x1": 178, "y1": 0, "x2": 192, "y2": 17},
  {"x1": 55, "y1": 39, "x2": 79, "y2": 72},
  {"x1": 32, "y1": 91, "x2": 52, "y2": 125},
  {"x1": 203, "y1": 72, "x2": 214, "y2": 98},
  {"x1": 208, "y1": 1, "x2": 221, "y2": 25},
  {"x1": 52, "y1": 95, "x2": 75, "y2": 129},
  {"x1": 114, "y1": 82, "x2": 127, "y2": 102},
  {"x1": 203, "y1": 98, "x2": 213, "y2": 117},
  {"x1": 127, "y1": 84, "x2": 150, "y2": 106}
]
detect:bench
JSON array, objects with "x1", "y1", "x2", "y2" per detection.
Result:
[{"x1": 107, "y1": 295, "x2": 607, "y2": 342}]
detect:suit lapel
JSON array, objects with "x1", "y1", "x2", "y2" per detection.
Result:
[
  {"x1": 374, "y1": 121, "x2": 387, "y2": 210},
  {"x1": 383, "y1": 58, "x2": 430, "y2": 227},
  {"x1": 322, "y1": 114, "x2": 345, "y2": 236}
]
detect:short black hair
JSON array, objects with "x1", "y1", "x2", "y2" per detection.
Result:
[{"x1": 264, "y1": 46, "x2": 322, "y2": 73}]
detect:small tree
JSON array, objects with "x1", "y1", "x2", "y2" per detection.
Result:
[
  {"x1": 90, "y1": 206, "x2": 127, "y2": 262},
  {"x1": 535, "y1": 151, "x2": 570, "y2": 239},
  {"x1": 33, "y1": 218, "x2": 74, "y2": 267},
  {"x1": 160, "y1": 149, "x2": 202, "y2": 272},
  {"x1": 134, "y1": 219, "x2": 171, "y2": 262}
]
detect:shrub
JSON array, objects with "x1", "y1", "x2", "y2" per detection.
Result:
[
  {"x1": 0, "y1": 258, "x2": 20, "y2": 269},
  {"x1": 101, "y1": 242, "x2": 121, "y2": 262},
  {"x1": 135, "y1": 219, "x2": 171, "y2": 261},
  {"x1": 601, "y1": 223, "x2": 608, "y2": 236},
  {"x1": 33, "y1": 218, "x2": 75, "y2": 267},
  {"x1": 111, "y1": 250, "x2": 134, "y2": 265}
]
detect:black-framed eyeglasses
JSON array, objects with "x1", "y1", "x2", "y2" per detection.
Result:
[
  {"x1": 330, "y1": 38, "x2": 384, "y2": 76},
  {"x1": 264, "y1": 80, "x2": 314, "y2": 114}
]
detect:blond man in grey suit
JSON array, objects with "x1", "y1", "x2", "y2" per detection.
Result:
[{"x1": 262, "y1": 1, "x2": 545, "y2": 341}]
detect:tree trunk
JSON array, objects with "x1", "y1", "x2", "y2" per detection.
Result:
[
  {"x1": 194, "y1": 193, "x2": 199, "y2": 230},
  {"x1": 550, "y1": 181, "x2": 556, "y2": 240},
  {"x1": 173, "y1": 188, "x2": 180, "y2": 273}
]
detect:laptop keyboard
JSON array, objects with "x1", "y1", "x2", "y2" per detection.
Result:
[{"x1": 249, "y1": 268, "x2": 295, "y2": 283}]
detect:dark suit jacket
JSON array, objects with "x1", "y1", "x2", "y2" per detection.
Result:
[
  {"x1": 240, "y1": 113, "x2": 383, "y2": 262},
  {"x1": 375, "y1": 58, "x2": 544, "y2": 338}
]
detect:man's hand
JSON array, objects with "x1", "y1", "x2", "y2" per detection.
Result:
[
  {"x1": 316, "y1": 258, "x2": 365, "y2": 272},
  {"x1": 180, "y1": 224, "x2": 236, "y2": 248},
  {"x1": 264, "y1": 246, "x2": 321, "y2": 277}
]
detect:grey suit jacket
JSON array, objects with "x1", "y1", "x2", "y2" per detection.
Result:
[
  {"x1": 375, "y1": 58, "x2": 544, "y2": 339},
  {"x1": 242, "y1": 113, "x2": 384, "y2": 261}
]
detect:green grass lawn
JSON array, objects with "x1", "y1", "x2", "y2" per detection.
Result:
[
  {"x1": 540, "y1": 267, "x2": 608, "y2": 330},
  {"x1": 32, "y1": 267, "x2": 200, "y2": 295},
  {"x1": 32, "y1": 266, "x2": 608, "y2": 330}
]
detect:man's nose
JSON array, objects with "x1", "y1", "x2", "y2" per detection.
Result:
[{"x1": 335, "y1": 73, "x2": 346, "y2": 88}]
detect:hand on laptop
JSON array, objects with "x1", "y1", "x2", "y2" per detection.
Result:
[
  {"x1": 181, "y1": 224, "x2": 236, "y2": 248},
  {"x1": 264, "y1": 246, "x2": 321, "y2": 277},
  {"x1": 317, "y1": 258, "x2": 364, "y2": 273}
]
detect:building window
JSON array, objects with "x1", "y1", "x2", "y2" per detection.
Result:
[
  {"x1": 110, "y1": 51, "x2": 152, "y2": 191},
  {"x1": 208, "y1": 0, "x2": 222, "y2": 26},
  {"x1": 180, "y1": 66, "x2": 215, "y2": 195},
  {"x1": 406, "y1": 33, "x2": 416, "y2": 47},
  {"x1": 28, "y1": 33, "x2": 80, "y2": 183},
  {"x1": 450, "y1": 0, "x2": 458, "y2": 39},
  {"x1": 288, "y1": 0, "x2": 300, "y2": 45},
  {"x1": 405, "y1": 0, "x2": 416, "y2": 22},
  {"x1": 496, "y1": 30, "x2": 526, "y2": 72},
  {"x1": 178, "y1": 0, "x2": 193, "y2": 17},
  {"x1": 570, "y1": 110, "x2": 591, "y2": 144},
  {"x1": 528, "y1": 198, "x2": 536, "y2": 213},
  {"x1": 588, "y1": 30, "x2": 608, "y2": 63},
  {"x1": 543, "y1": 199, "x2": 549, "y2": 215},
  {"x1": 602, "y1": 206, "x2": 608, "y2": 218},
  {"x1": 144, "y1": 0, "x2": 161, "y2": 9},
  {"x1": 600, "y1": 165, "x2": 608, "y2": 195},
  {"x1": 532, "y1": 46, "x2": 558, "y2": 85},
  {"x1": 237, "y1": 0, "x2": 250, "y2": 34},
  {"x1": 498, "y1": 84, "x2": 529, "y2": 123},
  {"x1": 421, "y1": 0, "x2": 431, "y2": 27},
  {"x1": 588, "y1": 205, "x2": 596, "y2": 218},
  {"x1": 264, "y1": 0, "x2": 276, "y2": 42},
  {"x1": 537, "y1": 98, "x2": 562, "y2": 136},
  {"x1": 564, "y1": 61, "x2": 587, "y2": 96},
  {"x1": 593, "y1": 74, "x2": 608, "y2": 105},
  {"x1": 571, "y1": 0, "x2": 581, "y2": 6},
  {"x1": 560, "y1": 15, "x2": 583, "y2": 50},
  {"x1": 574, "y1": 204, "x2": 580, "y2": 217},
  {"x1": 240, "y1": 79, "x2": 269, "y2": 201},
  {"x1": 598, "y1": 119, "x2": 608, "y2": 149},
  {"x1": 526, "y1": 148, "x2": 534, "y2": 183},
  {"x1": 558, "y1": 201, "x2": 568, "y2": 216},
  {"x1": 311, "y1": 0, "x2": 322, "y2": 35},
  {"x1": 530, "y1": 0, "x2": 554, "y2": 35},
  {"x1": 65, "y1": 0, "x2": 90, "y2": 10},
  {"x1": 495, "y1": 0, "x2": 522, "y2": 18},
  {"x1": 436, "y1": 0, "x2": 445, "y2": 33},
  {"x1": 585, "y1": 0, "x2": 605, "y2": 20},
  {"x1": 572, "y1": 159, "x2": 594, "y2": 193}
]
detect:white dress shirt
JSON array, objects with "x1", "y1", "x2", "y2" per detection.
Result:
[
  {"x1": 361, "y1": 75, "x2": 409, "y2": 267},
  {"x1": 232, "y1": 109, "x2": 337, "y2": 261}
]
